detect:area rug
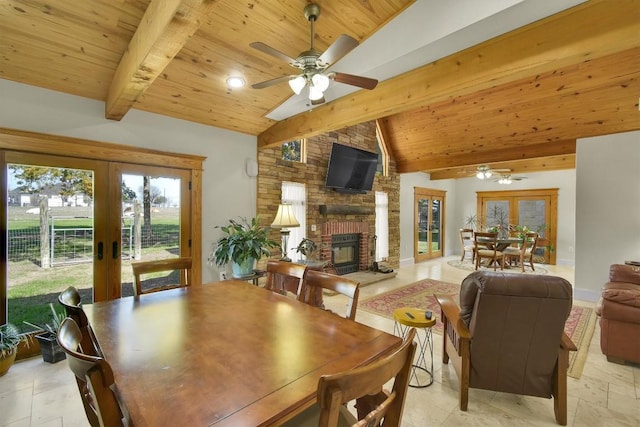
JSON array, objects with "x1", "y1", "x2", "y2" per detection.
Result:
[
  {"x1": 359, "y1": 279, "x2": 596, "y2": 379},
  {"x1": 447, "y1": 259, "x2": 549, "y2": 275}
]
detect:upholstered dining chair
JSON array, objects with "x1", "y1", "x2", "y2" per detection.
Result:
[
  {"x1": 503, "y1": 232, "x2": 538, "y2": 272},
  {"x1": 131, "y1": 257, "x2": 192, "y2": 296},
  {"x1": 58, "y1": 286, "x2": 101, "y2": 357},
  {"x1": 459, "y1": 228, "x2": 475, "y2": 262},
  {"x1": 298, "y1": 269, "x2": 360, "y2": 320},
  {"x1": 281, "y1": 328, "x2": 417, "y2": 427},
  {"x1": 473, "y1": 231, "x2": 504, "y2": 271},
  {"x1": 436, "y1": 271, "x2": 576, "y2": 425},
  {"x1": 264, "y1": 260, "x2": 306, "y2": 298},
  {"x1": 58, "y1": 318, "x2": 131, "y2": 427}
]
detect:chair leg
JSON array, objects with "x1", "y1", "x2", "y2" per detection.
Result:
[{"x1": 461, "y1": 250, "x2": 465, "y2": 262}]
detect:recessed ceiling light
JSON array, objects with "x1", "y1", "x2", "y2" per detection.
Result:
[{"x1": 226, "y1": 76, "x2": 245, "y2": 88}]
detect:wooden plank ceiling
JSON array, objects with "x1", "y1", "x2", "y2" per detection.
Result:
[{"x1": 1, "y1": 0, "x2": 638, "y2": 179}]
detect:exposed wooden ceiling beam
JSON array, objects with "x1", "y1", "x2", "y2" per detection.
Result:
[
  {"x1": 105, "y1": 0, "x2": 217, "y2": 121},
  {"x1": 428, "y1": 154, "x2": 576, "y2": 180},
  {"x1": 397, "y1": 140, "x2": 576, "y2": 173},
  {"x1": 257, "y1": 0, "x2": 639, "y2": 148}
]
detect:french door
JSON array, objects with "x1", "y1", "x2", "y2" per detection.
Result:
[
  {"x1": 1, "y1": 128, "x2": 203, "y2": 327},
  {"x1": 414, "y1": 188, "x2": 446, "y2": 262},
  {"x1": 476, "y1": 189, "x2": 558, "y2": 264}
]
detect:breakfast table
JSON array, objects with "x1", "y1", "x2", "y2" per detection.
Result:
[{"x1": 84, "y1": 280, "x2": 401, "y2": 426}]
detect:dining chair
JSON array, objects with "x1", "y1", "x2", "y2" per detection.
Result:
[
  {"x1": 281, "y1": 328, "x2": 417, "y2": 427},
  {"x1": 264, "y1": 260, "x2": 306, "y2": 298},
  {"x1": 58, "y1": 286, "x2": 102, "y2": 357},
  {"x1": 503, "y1": 232, "x2": 538, "y2": 272},
  {"x1": 131, "y1": 257, "x2": 192, "y2": 296},
  {"x1": 57, "y1": 318, "x2": 131, "y2": 427},
  {"x1": 473, "y1": 232, "x2": 505, "y2": 271},
  {"x1": 298, "y1": 269, "x2": 360, "y2": 320},
  {"x1": 459, "y1": 228, "x2": 475, "y2": 262}
]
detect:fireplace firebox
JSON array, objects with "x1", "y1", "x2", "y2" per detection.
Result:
[{"x1": 332, "y1": 233, "x2": 360, "y2": 275}]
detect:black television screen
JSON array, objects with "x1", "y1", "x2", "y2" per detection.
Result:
[{"x1": 325, "y1": 143, "x2": 378, "y2": 193}]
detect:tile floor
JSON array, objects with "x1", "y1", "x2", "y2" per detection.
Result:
[{"x1": 1, "y1": 256, "x2": 639, "y2": 426}]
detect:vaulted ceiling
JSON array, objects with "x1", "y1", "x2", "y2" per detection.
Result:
[{"x1": 1, "y1": 0, "x2": 638, "y2": 179}]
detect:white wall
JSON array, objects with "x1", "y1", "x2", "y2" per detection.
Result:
[
  {"x1": 0, "y1": 79, "x2": 257, "y2": 283},
  {"x1": 399, "y1": 173, "x2": 456, "y2": 265},
  {"x1": 575, "y1": 131, "x2": 640, "y2": 301}
]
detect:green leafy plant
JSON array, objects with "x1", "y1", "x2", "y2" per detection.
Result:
[
  {"x1": 23, "y1": 303, "x2": 66, "y2": 337},
  {"x1": 212, "y1": 216, "x2": 279, "y2": 266},
  {"x1": 0, "y1": 323, "x2": 27, "y2": 357},
  {"x1": 295, "y1": 238, "x2": 317, "y2": 258}
]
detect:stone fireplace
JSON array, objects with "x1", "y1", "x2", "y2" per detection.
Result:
[{"x1": 321, "y1": 221, "x2": 369, "y2": 274}]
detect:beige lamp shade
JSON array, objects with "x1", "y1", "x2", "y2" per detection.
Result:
[{"x1": 271, "y1": 203, "x2": 300, "y2": 228}]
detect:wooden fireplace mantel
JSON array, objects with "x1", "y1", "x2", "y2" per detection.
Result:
[{"x1": 319, "y1": 205, "x2": 375, "y2": 215}]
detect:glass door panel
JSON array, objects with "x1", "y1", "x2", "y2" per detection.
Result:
[
  {"x1": 111, "y1": 164, "x2": 191, "y2": 298},
  {"x1": 431, "y1": 198, "x2": 443, "y2": 255},
  {"x1": 4, "y1": 152, "x2": 108, "y2": 329},
  {"x1": 417, "y1": 198, "x2": 430, "y2": 256},
  {"x1": 414, "y1": 188, "x2": 446, "y2": 262}
]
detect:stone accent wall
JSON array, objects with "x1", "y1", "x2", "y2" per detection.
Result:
[{"x1": 256, "y1": 120, "x2": 400, "y2": 270}]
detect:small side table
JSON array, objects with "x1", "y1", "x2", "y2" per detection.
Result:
[
  {"x1": 235, "y1": 270, "x2": 265, "y2": 286},
  {"x1": 393, "y1": 307, "x2": 435, "y2": 388}
]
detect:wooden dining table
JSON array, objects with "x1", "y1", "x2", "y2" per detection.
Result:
[{"x1": 83, "y1": 280, "x2": 401, "y2": 426}]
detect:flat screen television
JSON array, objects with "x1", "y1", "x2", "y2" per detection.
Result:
[{"x1": 325, "y1": 143, "x2": 378, "y2": 194}]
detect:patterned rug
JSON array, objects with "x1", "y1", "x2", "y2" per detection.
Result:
[
  {"x1": 359, "y1": 279, "x2": 596, "y2": 379},
  {"x1": 447, "y1": 259, "x2": 549, "y2": 275}
]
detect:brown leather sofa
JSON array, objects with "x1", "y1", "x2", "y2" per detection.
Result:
[{"x1": 595, "y1": 264, "x2": 640, "y2": 364}]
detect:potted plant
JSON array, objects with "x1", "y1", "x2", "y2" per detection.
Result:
[
  {"x1": 0, "y1": 323, "x2": 28, "y2": 376},
  {"x1": 295, "y1": 238, "x2": 317, "y2": 260},
  {"x1": 23, "y1": 303, "x2": 66, "y2": 363},
  {"x1": 213, "y1": 216, "x2": 279, "y2": 278}
]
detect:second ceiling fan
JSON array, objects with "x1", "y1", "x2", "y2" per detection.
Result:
[{"x1": 250, "y1": 3, "x2": 378, "y2": 105}]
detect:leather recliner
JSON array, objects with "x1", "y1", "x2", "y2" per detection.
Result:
[
  {"x1": 436, "y1": 271, "x2": 576, "y2": 425},
  {"x1": 595, "y1": 264, "x2": 640, "y2": 364}
]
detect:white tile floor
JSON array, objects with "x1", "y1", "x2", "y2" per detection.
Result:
[{"x1": 1, "y1": 256, "x2": 639, "y2": 426}]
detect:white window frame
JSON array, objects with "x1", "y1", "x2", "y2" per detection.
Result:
[
  {"x1": 281, "y1": 181, "x2": 306, "y2": 261},
  {"x1": 375, "y1": 191, "x2": 389, "y2": 261}
]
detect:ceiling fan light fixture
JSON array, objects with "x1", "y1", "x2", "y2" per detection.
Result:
[
  {"x1": 308, "y1": 85, "x2": 324, "y2": 101},
  {"x1": 476, "y1": 171, "x2": 492, "y2": 179},
  {"x1": 311, "y1": 73, "x2": 330, "y2": 92},
  {"x1": 288, "y1": 76, "x2": 306, "y2": 95}
]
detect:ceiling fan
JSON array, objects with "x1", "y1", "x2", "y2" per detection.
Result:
[
  {"x1": 250, "y1": 3, "x2": 378, "y2": 105},
  {"x1": 458, "y1": 165, "x2": 512, "y2": 179},
  {"x1": 494, "y1": 174, "x2": 527, "y2": 184}
]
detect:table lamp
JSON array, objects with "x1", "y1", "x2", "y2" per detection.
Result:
[{"x1": 271, "y1": 203, "x2": 300, "y2": 261}]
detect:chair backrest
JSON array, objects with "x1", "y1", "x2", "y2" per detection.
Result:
[
  {"x1": 57, "y1": 318, "x2": 130, "y2": 427},
  {"x1": 459, "y1": 228, "x2": 474, "y2": 247},
  {"x1": 474, "y1": 231, "x2": 498, "y2": 253},
  {"x1": 458, "y1": 271, "x2": 572, "y2": 397},
  {"x1": 525, "y1": 232, "x2": 538, "y2": 255},
  {"x1": 264, "y1": 260, "x2": 306, "y2": 297},
  {"x1": 58, "y1": 286, "x2": 102, "y2": 357},
  {"x1": 299, "y1": 269, "x2": 360, "y2": 320},
  {"x1": 316, "y1": 328, "x2": 416, "y2": 427},
  {"x1": 131, "y1": 257, "x2": 192, "y2": 296}
]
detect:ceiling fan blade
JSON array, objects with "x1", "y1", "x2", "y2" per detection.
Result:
[
  {"x1": 250, "y1": 42, "x2": 296, "y2": 65},
  {"x1": 251, "y1": 75, "x2": 294, "y2": 89},
  {"x1": 319, "y1": 34, "x2": 358, "y2": 66},
  {"x1": 310, "y1": 96, "x2": 325, "y2": 106},
  {"x1": 332, "y1": 72, "x2": 378, "y2": 90}
]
